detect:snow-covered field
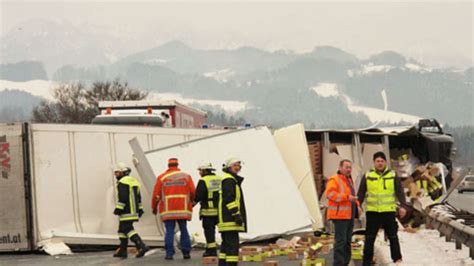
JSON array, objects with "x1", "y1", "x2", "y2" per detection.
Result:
[
  {"x1": 1, "y1": 79, "x2": 421, "y2": 122},
  {"x1": 310, "y1": 83, "x2": 421, "y2": 124},
  {"x1": 347, "y1": 62, "x2": 433, "y2": 77},
  {"x1": 374, "y1": 229, "x2": 474, "y2": 265},
  {"x1": 0, "y1": 80, "x2": 248, "y2": 114},
  {"x1": 310, "y1": 83, "x2": 339, "y2": 98},
  {"x1": 203, "y1": 68, "x2": 235, "y2": 83},
  {"x1": 149, "y1": 92, "x2": 247, "y2": 113},
  {"x1": 0, "y1": 79, "x2": 55, "y2": 100}
]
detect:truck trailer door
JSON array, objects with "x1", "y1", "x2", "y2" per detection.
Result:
[{"x1": 0, "y1": 123, "x2": 32, "y2": 251}]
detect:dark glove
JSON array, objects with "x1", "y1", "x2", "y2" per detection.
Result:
[
  {"x1": 234, "y1": 214, "x2": 243, "y2": 226},
  {"x1": 113, "y1": 208, "x2": 122, "y2": 216},
  {"x1": 138, "y1": 209, "x2": 144, "y2": 218}
]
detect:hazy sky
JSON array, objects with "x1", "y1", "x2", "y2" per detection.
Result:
[{"x1": 1, "y1": 1, "x2": 472, "y2": 68}]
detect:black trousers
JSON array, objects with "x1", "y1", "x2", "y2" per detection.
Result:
[
  {"x1": 333, "y1": 219, "x2": 354, "y2": 266},
  {"x1": 118, "y1": 220, "x2": 136, "y2": 239},
  {"x1": 363, "y1": 212, "x2": 402, "y2": 265},
  {"x1": 218, "y1": 231, "x2": 239, "y2": 266},
  {"x1": 202, "y1": 216, "x2": 219, "y2": 249}
]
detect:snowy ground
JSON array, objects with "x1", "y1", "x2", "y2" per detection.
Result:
[
  {"x1": 0, "y1": 79, "x2": 54, "y2": 100},
  {"x1": 374, "y1": 228, "x2": 474, "y2": 265}
]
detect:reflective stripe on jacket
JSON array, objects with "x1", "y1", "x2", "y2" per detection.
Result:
[
  {"x1": 365, "y1": 168, "x2": 396, "y2": 212},
  {"x1": 152, "y1": 168, "x2": 196, "y2": 221},
  {"x1": 116, "y1": 176, "x2": 143, "y2": 222},
  {"x1": 218, "y1": 173, "x2": 247, "y2": 232},
  {"x1": 325, "y1": 174, "x2": 359, "y2": 220},
  {"x1": 195, "y1": 175, "x2": 222, "y2": 217}
]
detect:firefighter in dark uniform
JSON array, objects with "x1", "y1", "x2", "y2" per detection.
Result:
[
  {"x1": 218, "y1": 157, "x2": 247, "y2": 266},
  {"x1": 194, "y1": 161, "x2": 222, "y2": 257},
  {"x1": 113, "y1": 162, "x2": 150, "y2": 259}
]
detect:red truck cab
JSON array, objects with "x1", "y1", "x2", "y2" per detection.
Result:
[{"x1": 92, "y1": 100, "x2": 207, "y2": 128}]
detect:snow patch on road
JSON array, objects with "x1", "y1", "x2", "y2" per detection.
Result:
[{"x1": 374, "y1": 229, "x2": 474, "y2": 265}]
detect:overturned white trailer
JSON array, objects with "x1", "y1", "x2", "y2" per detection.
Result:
[
  {"x1": 0, "y1": 123, "x2": 223, "y2": 252},
  {"x1": 130, "y1": 126, "x2": 317, "y2": 243}
]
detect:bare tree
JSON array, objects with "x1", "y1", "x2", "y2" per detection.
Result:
[
  {"x1": 31, "y1": 101, "x2": 62, "y2": 123},
  {"x1": 85, "y1": 79, "x2": 148, "y2": 107},
  {"x1": 32, "y1": 79, "x2": 148, "y2": 124}
]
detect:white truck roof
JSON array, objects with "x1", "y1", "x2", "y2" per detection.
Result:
[{"x1": 98, "y1": 100, "x2": 207, "y2": 116}]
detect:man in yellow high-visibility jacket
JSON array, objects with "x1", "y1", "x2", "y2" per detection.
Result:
[
  {"x1": 217, "y1": 157, "x2": 246, "y2": 266},
  {"x1": 195, "y1": 161, "x2": 222, "y2": 257},
  {"x1": 113, "y1": 162, "x2": 150, "y2": 259},
  {"x1": 357, "y1": 152, "x2": 407, "y2": 266}
]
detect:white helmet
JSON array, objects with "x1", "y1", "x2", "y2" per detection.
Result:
[
  {"x1": 223, "y1": 157, "x2": 242, "y2": 168},
  {"x1": 114, "y1": 162, "x2": 131, "y2": 173},
  {"x1": 197, "y1": 161, "x2": 215, "y2": 171}
]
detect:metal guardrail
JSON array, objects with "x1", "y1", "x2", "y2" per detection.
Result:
[{"x1": 425, "y1": 203, "x2": 474, "y2": 259}]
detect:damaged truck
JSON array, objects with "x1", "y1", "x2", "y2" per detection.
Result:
[{"x1": 0, "y1": 118, "x2": 462, "y2": 254}]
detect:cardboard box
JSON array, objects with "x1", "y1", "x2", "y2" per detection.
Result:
[
  {"x1": 308, "y1": 142, "x2": 323, "y2": 194},
  {"x1": 288, "y1": 252, "x2": 298, "y2": 260},
  {"x1": 275, "y1": 249, "x2": 294, "y2": 256},
  {"x1": 241, "y1": 246, "x2": 259, "y2": 252},
  {"x1": 264, "y1": 261, "x2": 279, "y2": 266},
  {"x1": 239, "y1": 250, "x2": 259, "y2": 256},
  {"x1": 202, "y1": 256, "x2": 218, "y2": 264},
  {"x1": 269, "y1": 244, "x2": 280, "y2": 250},
  {"x1": 241, "y1": 253, "x2": 266, "y2": 262}
]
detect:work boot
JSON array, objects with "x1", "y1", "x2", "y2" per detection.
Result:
[
  {"x1": 203, "y1": 248, "x2": 218, "y2": 257},
  {"x1": 130, "y1": 234, "x2": 150, "y2": 258},
  {"x1": 113, "y1": 238, "x2": 128, "y2": 259}
]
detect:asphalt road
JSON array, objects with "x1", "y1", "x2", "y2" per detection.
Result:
[
  {"x1": 446, "y1": 190, "x2": 474, "y2": 213},
  {"x1": 0, "y1": 248, "x2": 344, "y2": 266}
]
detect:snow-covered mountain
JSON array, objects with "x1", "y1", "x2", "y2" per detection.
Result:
[{"x1": 1, "y1": 19, "x2": 472, "y2": 127}]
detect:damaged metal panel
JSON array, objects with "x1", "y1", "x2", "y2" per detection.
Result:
[
  {"x1": 273, "y1": 123, "x2": 323, "y2": 230},
  {"x1": 130, "y1": 126, "x2": 314, "y2": 242}
]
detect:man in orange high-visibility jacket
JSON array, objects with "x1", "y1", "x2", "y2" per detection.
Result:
[
  {"x1": 152, "y1": 158, "x2": 196, "y2": 260},
  {"x1": 325, "y1": 159, "x2": 361, "y2": 266}
]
